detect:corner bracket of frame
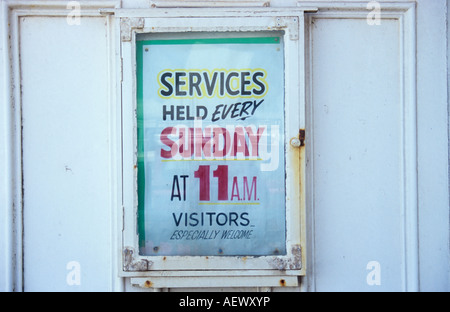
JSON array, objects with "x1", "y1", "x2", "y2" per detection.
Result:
[
  {"x1": 123, "y1": 247, "x2": 153, "y2": 271},
  {"x1": 121, "y1": 17, "x2": 145, "y2": 42},
  {"x1": 273, "y1": 17, "x2": 299, "y2": 40},
  {"x1": 267, "y1": 244, "x2": 302, "y2": 270}
]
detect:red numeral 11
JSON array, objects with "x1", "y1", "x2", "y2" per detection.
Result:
[
  {"x1": 194, "y1": 165, "x2": 228, "y2": 201},
  {"x1": 213, "y1": 165, "x2": 228, "y2": 201},
  {"x1": 193, "y1": 165, "x2": 210, "y2": 201}
]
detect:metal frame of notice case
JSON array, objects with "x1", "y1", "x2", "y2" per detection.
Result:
[{"x1": 116, "y1": 7, "x2": 315, "y2": 288}]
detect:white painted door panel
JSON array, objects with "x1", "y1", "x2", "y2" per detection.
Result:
[
  {"x1": 415, "y1": 0, "x2": 450, "y2": 292},
  {"x1": 20, "y1": 16, "x2": 113, "y2": 291},
  {"x1": 309, "y1": 17, "x2": 408, "y2": 291}
]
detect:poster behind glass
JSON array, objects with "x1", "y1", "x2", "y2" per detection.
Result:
[{"x1": 137, "y1": 33, "x2": 286, "y2": 256}]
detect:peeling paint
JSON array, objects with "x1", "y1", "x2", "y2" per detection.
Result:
[
  {"x1": 120, "y1": 17, "x2": 144, "y2": 42},
  {"x1": 267, "y1": 245, "x2": 302, "y2": 270},
  {"x1": 123, "y1": 247, "x2": 152, "y2": 271}
]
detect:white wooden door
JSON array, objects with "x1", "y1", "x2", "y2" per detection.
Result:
[
  {"x1": 309, "y1": 16, "x2": 407, "y2": 291},
  {"x1": 305, "y1": 1, "x2": 448, "y2": 292},
  {"x1": 19, "y1": 15, "x2": 117, "y2": 292}
]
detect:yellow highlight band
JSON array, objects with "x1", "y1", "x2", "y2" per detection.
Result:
[{"x1": 157, "y1": 68, "x2": 268, "y2": 100}]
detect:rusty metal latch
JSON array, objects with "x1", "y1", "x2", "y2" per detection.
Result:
[
  {"x1": 290, "y1": 129, "x2": 305, "y2": 148},
  {"x1": 299, "y1": 129, "x2": 305, "y2": 146}
]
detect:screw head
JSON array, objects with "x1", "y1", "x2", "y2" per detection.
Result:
[{"x1": 290, "y1": 138, "x2": 301, "y2": 148}]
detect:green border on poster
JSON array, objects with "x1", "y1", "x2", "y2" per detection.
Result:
[
  {"x1": 136, "y1": 36, "x2": 281, "y2": 252},
  {"x1": 136, "y1": 40, "x2": 145, "y2": 250},
  {"x1": 139, "y1": 37, "x2": 281, "y2": 46}
]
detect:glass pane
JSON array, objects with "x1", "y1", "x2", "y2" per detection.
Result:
[{"x1": 136, "y1": 32, "x2": 286, "y2": 256}]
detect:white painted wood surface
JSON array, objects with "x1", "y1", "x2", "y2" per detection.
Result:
[
  {"x1": 0, "y1": 0, "x2": 448, "y2": 292},
  {"x1": 19, "y1": 16, "x2": 114, "y2": 291},
  {"x1": 309, "y1": 15, "x2": 410, "y2": 292}
]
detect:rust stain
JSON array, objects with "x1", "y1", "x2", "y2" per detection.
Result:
[
  {"x1": 291, "y1": 132, "x2": 303, "y2": 185},
  {"x1": 144, "y1": 280, "x2": 153, "y2": 288},
  {"x1": 279, "y1": 279, "x2": 286, "y2": 287},
  {"x1": 289, "y1": 128, "x2": 306, "y2": 206},
  {"x1": 299, "y1": 129, "x2": 306, "y2": 146}
]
